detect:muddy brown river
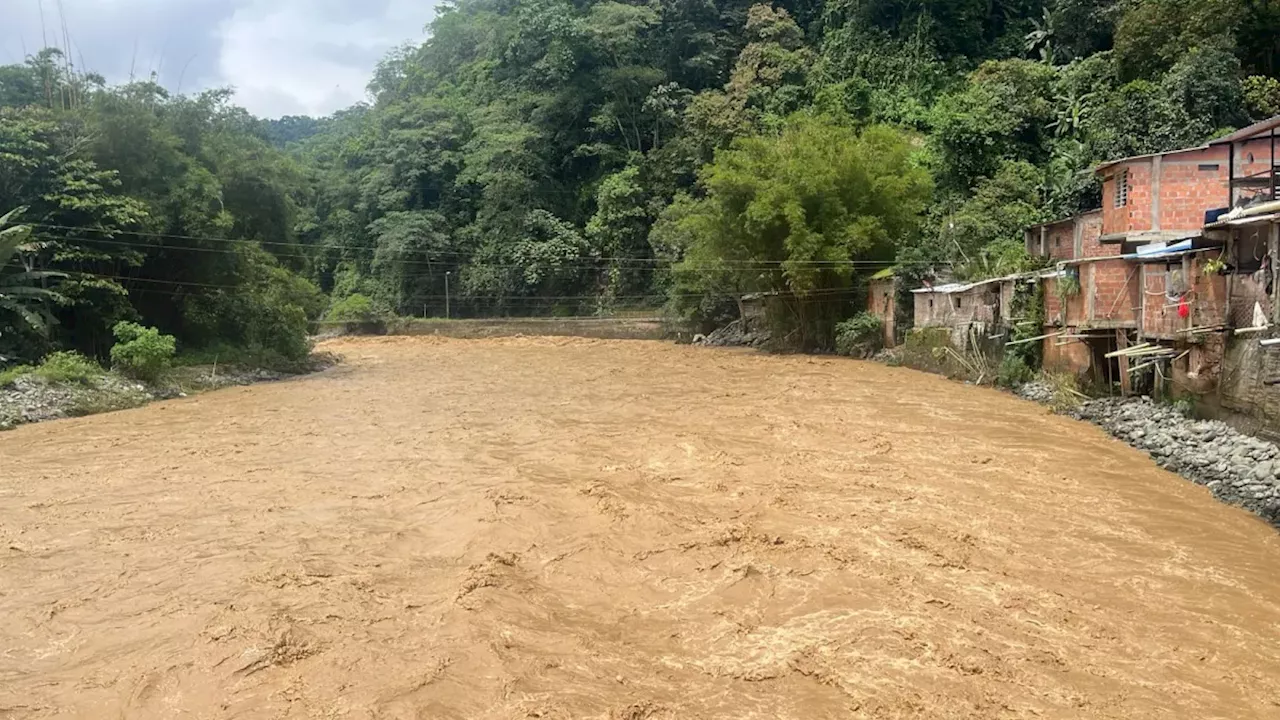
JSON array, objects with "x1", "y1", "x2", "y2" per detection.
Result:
[{"x1": 3, "y1": 336, "x2": 1280, "y2": 719}]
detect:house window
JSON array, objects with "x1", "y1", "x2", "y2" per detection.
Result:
[
  {"x1": 953, "y1": 296, "x2": 963, "y2": 310},
  {"x1": 1113, "y1": 169, "x2": 1129, "y2": 208},
  {"x1": 1199, "y1": 164, "x2": 1220, "y2": 172}
]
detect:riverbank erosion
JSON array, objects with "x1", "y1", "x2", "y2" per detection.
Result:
[{"x1": 3, "y1": 337, "x2": 1280, "y2": 718}]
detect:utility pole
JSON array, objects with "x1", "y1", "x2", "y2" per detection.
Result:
[{"x1": 445, "y1": 272, "x2": 452, "y2": 320}]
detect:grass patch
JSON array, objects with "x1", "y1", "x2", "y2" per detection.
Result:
[
  {"x1": 0, "y1": 364, "x2": 34, "y2": 387},
  {"x1": 0, "y1": 352, "x2": 107, "y2": 387},
  {"x1": 66, "y1": 391, "x2": 149, "y2": 418}
]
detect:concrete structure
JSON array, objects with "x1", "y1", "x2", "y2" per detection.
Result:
[
  {"x1": 912, "y1": 276, "x2": 1021, "y2": 350},
  {"x1": 867, "y1": 270, "x2": 898, "y2": 348}
]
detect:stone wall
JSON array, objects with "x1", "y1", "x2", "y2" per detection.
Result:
[{"x1": 1072, "y1": 396, "x2": 1280, "y2": 526}]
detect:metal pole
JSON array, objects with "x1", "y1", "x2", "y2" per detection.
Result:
[{"x1": 445, "y1": 272, "x2": 451, "y2": 320}]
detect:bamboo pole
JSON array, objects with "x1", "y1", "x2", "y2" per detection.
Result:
[
  {"x1": 1005, "y1": 331, "x2": 1063, "y2": 347},
  {"x1": 1105, "y1": 342, "x2": 1152, "y2": 358}
]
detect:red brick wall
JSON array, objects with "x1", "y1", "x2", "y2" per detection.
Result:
[
  {"x1": 1142, "y1": 264, "x2": 1175, "y2": 338},
  {"x1": 1102, "y1": 160, "x2": 1154, "y2": 236},
  {"x1": 1159, "y1": 151, "x2": 1228, "y2": 231},
  {"x1": 1090, "y1": 260, "x2": 1140, "y2": 324},
  {"x1": 1192, "y1": 259, "x2": 1228, "y2": 328},
  {"x1": 1141, "y1": 257, "x2": 1229, "y2": 339},
  {"x1": 1044, "y1": 278, "x2": 1064, "y2": 326},
  {"x1": 1046, "y1": 223, "x2": 1075, "y2": 261},
  {"x1": 1062, "y1": 273, "x2": 1087, "y2": 327},
  {"x1": 1078, "y1": 211, "x2": 1106, "y2": 258},
  {"x1": 1099, "y1": 141, "x2": 1280, "y2": 238},
  {"x1": 1043, "y1": 336, "x2": 1094, "y2": 376}
]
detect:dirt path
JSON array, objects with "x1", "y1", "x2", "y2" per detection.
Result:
[{"x1": 3, "y1": 336, "x2": 1280, "y2": 719}]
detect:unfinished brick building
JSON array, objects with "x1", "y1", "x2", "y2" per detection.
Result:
[{"x1": 1024, "y1": 116, "x2": 1280, "y2": 432}]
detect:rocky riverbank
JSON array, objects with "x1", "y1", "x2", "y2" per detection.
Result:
[
  {"x1": 0, "y1": 354, "x2": 339, "y2": 431},
  {"x1": 1019, "y1": 382, "x2": 1280, "y2": 526},
  {"x1": 693, "y1": 319, "x2": 771, "y2": 348}
]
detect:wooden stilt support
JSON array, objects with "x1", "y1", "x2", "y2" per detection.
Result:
[{"x1": 1116, "y1": 329, "x2": 1132, "y2": 397}]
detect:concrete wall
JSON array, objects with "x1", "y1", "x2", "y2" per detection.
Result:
[
  {"x1": 914, "y1": 285, "x2": 1003, "y2": 348},
  {"x1": 867, "y1": 279, "x2": 897, "y2": 348},
  {"x1": 1219, "y1": 335, "x2": 1280, "y2": 440}
]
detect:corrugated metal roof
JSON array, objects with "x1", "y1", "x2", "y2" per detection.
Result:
[{"x1": 910, "y1": 271, "x2": 1035, "y2": 294}]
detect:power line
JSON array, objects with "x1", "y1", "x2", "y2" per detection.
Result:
[
  {"x1": 69, "y1": 272, "x2": 866, "y2": 302},
  {"x1": 29, "y1": 225, "x2": 931, "y2": 269}
]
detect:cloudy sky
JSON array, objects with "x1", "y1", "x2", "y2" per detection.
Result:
[{"x1": 1, "y1": 0, "x2": 441, "y2": 118}]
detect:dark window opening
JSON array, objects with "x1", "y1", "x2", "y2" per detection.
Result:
[
  {"x1": 1199, "y1": 164, "x2": 1220, "y2": 172},
  {"x1": 1235, "y1": 230, "x2": 1268, "y2": 274},
  {"x1": 953, "y1": 296, "x2": 963, "y2": 310},
  {"x1": 1114, "y1": 169, "x2": 1130, "y2": 208}
]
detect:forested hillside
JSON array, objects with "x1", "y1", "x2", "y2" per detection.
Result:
[{"x1": 5, "y1": 0, "x2": 1280, "y2": 360}]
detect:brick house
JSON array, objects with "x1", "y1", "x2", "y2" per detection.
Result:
[{"x1": 1025, "y1": 116, "x2": 1280, "y2": 423}]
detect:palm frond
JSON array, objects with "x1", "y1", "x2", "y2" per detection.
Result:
[{"x1": 0, "y1": 297, "x2": 48, "y2": 333}]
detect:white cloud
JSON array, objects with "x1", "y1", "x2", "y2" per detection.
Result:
[
  {"x1": 216, "y1": 0, "x2": 437, "y2": 117},
  {"x1": 0, "y1": 0, "x2": 439, "y2": 118}
]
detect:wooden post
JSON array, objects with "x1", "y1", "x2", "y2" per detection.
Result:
[
  {"x1": 1271, "y1": 223, "x2": 1280, "y2": 325},
  {"x1": 1116, "y1": 329, "x2": 1132, "y2": 397}
]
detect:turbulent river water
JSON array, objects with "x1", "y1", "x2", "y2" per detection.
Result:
[{"x1": 3, "y1": 336, "x2": 1280, "y2": 719}]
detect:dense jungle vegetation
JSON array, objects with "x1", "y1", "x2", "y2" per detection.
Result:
[{"x1": 5, "y1": 0, "x2": 1280, "y2": 359}]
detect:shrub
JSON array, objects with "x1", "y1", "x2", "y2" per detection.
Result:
[
  {"x1": 110, "y1": 322, "x2": 177, "y2": 383},
  {"x1": 324, "y1": 293, "x2": 389, "y2": 335},
  {"x1": 179, "y1": 248, "x2": 325, "y2": 363},
  {"x1": 325, "y1": 294, "x2": 383, "y2": 323},
  {"x1": 835, "y1": 312, "x2": 885, "y2": 358},
  {"x1": 997, "y1": 354, "x2": 1035, "y2": 388},
  {"x1": 0, "y1": 363, "x2": 34, "y2": 387},
  {"x1": 0, "y1": 352, "x2": 107, "y2": 387}
]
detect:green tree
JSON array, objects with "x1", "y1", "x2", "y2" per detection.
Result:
[
  {"x1": 935, "y1": 161, "x2": 1046, "y2": 279},
  {"x1": 0, "y1": 208, "x2": 65, "y2": 361},
  {"x1": 930, "y1": 60, "x2": 1057, "y2": 196},
  {"x1": 670, "y1": 115, "x2": 932, "y2": 347}
]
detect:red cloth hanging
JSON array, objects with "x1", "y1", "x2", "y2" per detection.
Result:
[{"x1": 1178, "y1": 298, "x2": 1191, "y2": 319}]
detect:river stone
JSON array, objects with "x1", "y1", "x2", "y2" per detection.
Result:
[{"x1": 1254, "y1": 462, "x2": 1275, "y2": 481}]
